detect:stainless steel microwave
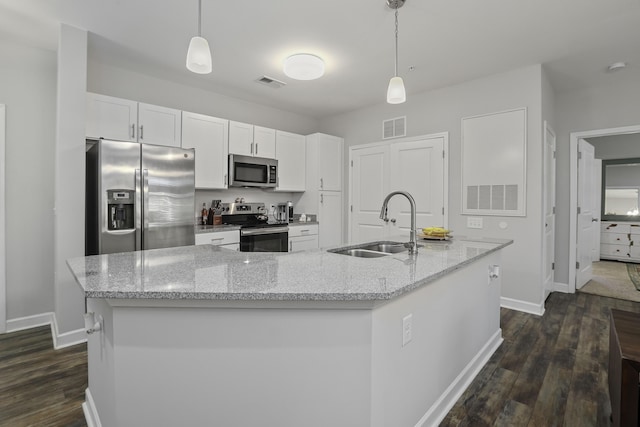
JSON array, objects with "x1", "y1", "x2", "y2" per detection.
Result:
[{"x1": 228, "y1": 154, "x2": 278, "y2": 188}]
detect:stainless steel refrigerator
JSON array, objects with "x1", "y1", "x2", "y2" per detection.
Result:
[{"x1": 86, "y1": 139, "x2": 195, "y2": 255}]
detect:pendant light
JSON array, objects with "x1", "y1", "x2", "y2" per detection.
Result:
[
  {"x1": 186, "y1": 0, "x2": 212, "y2": 74},
  {"x1": 386, "y1": 0, "x2": 406, "y2": 104}
]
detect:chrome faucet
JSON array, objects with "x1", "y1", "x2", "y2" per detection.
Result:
[{"x1": 379, "y1": 190, "x2": 418, "y2": 254}]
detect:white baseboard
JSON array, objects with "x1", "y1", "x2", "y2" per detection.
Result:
[
  {"x1": 5, "y1": 312, "x2": 86, "y2": 349},
  {"x1": 6, "y1": 312, "x2": 54, "y2": 332},
  {"x1": 415, "y1": 329, "x2": 503, "y2": 427},
  {"x1": 500, "y1": 297, "x2": 545, "y2": 316},
  {"x1": 83, "y1": 388, "x2": 102, "y2": 427}
]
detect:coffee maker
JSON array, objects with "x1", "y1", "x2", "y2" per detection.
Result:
[
  {"x1": 275, "y1": 201, "x2": 294, "y2": 222},
  {"x1": 276, "y1": 203, "x2": 289, "y2": 223}
]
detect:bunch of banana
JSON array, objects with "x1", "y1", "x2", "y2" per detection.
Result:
[{"x1": 422, "y1": 226, "x2": 451, "y2": 237}]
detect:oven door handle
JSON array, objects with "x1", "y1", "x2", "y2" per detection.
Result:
[{"x1": 241, "y1": 227, "x2": 289, "y2": 236}]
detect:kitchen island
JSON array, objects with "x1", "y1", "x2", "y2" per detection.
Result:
[{"x1": 67, "y1": 236, "x2": 511, "y2": 427}]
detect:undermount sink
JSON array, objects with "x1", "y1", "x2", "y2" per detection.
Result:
[
  {"x1": 328, "y1": 241, "x2": 408, "y2": 258},
  {"x1": 332, "y1": 248, "x2": 390, "y2": 258},
  {"x1": 358, "y1": 242, "x2": 407, "y2": 254}
]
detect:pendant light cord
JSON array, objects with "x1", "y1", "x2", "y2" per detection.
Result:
[
  {"x1": 394, "y1": 8, "x2": 399, "y2": 77},
  {"x1": 198, "y1": 0, "x2": 202, "y2": 37}
]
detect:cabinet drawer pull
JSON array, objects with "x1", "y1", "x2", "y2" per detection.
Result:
[
  {"x1": 210, "y1": 237, "x2": 224, "y2": 243},
  {"x1": 300, "y1": 229, "x2": 310, "y2": 233}
]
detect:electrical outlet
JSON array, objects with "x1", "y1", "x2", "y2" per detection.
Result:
[
  {"x1": 402, "y1": 314, "x2": 413, "y2": 347},
  {"x1": 467, "y1": 217, "x2": 483, "y2": 229}
]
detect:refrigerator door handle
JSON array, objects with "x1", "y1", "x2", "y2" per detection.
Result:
[
  {"x1": 135, "y1": 169, "x2": 142, "y2": 250},
  {"x1": 142, "y1": 169, "x2": 149, "y2": 245}
]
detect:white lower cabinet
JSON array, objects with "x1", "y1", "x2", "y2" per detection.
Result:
[
  {"x1": 288, "y1": 224, "x2": 319, "y2": 252},
  {"x1": 195, "y1": 230, "x2": 239, "y2": 251}
]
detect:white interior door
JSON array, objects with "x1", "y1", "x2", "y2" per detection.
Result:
[
  {"x1": 593, "y1": 159, "x2": 602, "y2": 262},
  {"x1": 542, "y1": 122, "x2": 556, "y2": 300},
  {"x1": 350, "y1": 145, "x2": 389, "y2": 244},
  {"x1": 576, "y1": 139, "x2": 596, "y2": 289},
  {"x1": 389, "y1": 137, "x2": 445, "y2": 235}
]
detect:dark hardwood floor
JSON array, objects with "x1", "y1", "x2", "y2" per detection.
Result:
[
  {"x1": 0, "y1": 326, "x2": 87, "y2": 427},
  {"x1": 441, "y1": 291, "x2": 638, "y2": 426},
  {"x1": 0, "y1": 291, "x2": 635, "y2": 426}
]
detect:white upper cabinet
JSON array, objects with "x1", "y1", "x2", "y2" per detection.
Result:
[
  {"x1": 86, "y1": 93, "x2": 181, "y2": 147},
  {"x1": 86, "y1": 92, "x2": 138, "y2": 142},
  {"x1": 275, "y1": 130, "x2": 306, "y2": 192},
  {"x1": 181, "y1": 111, "x2": 229, "y2": 189},
  {"x1": 228, "y1": 121, "x2": 254, "y2": 156},
  {"x1": 306, "y1": 133, "x2": 343, "y2": 191},
  {"x1": 229, "y1": 122, "x2": 276, "y2": 159},
  {"x1": 137, "y1": 103, "x2": 182, "y2": 147},
  {"x1": 253, "y1": 126, "x2": 276, "y2": 158}
]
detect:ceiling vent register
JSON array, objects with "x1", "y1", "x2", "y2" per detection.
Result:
[
  {"x1": 255, "y1": 76, "x2": 286, "y2": 89},
  {"x1": 383, "y1": 116, "x2": 406, "y2": 139}
]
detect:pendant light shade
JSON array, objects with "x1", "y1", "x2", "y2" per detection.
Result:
[
  {"x1": 186, "y1": 36, "x2": 212, "y2": 74},
  {"x1": 386, "y1": 0, "x2": 406, "y2": 104},
  {"x1": 186, "y1": 0, "x2": 212, "y2": 74},
  {"x1": 387, "y1": 76, "x2": 406, "y2": 104}
]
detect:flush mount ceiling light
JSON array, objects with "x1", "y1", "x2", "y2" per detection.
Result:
[
  {"x1": 607, "y1": 62, "x2": 627, "y2": 72},
  {"x1": 283, "y1": 54, "x2": 325, "y2": 80},
  {"x1": 386, "y1": 0, "x2": 406, "y2": 104},
  {"x1": 186, "y1": 0, "x2": 212, "y2": 74}
]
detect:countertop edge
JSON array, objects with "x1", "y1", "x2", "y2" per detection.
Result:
[{"x1": 79, "y1": 240, "x2": 512, "y2": 302}]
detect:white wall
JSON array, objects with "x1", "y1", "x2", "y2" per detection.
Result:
[
  {"x1": 54, "y1": 24, "x2": 88, "y2": 335},
  {"x1": 587, "y1": 134, "x2": 640, "y2": 160},
  {"x1": 0, "y1": 39, "x2": 57, "y2": 320},
  {"x1": 554, "y1": 79, "x2": 640, "y2": 284},
  {"x1": 87, "y1": 61, "x2": 319, "y2": 136},
  {"x1": 320, "y1": 65, "x2": 545, "y2": 310}
]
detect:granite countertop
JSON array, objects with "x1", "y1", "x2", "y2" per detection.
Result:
[{"x1": 67, "y1": 236, "x2": 511, "y2": 303}]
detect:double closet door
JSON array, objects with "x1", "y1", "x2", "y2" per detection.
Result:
[{"x1": 349, "y1": 134, "x2": 447, "y2": 244}]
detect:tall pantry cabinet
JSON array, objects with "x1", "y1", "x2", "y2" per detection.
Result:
[{"x1": 297, "y1": 133, "x2": 344, "y2": 248}]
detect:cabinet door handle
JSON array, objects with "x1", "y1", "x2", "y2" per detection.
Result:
[
  {"x1": 224, "y1": 174, "x2": 227, "y2": 186},
  {"x1": 255, "y1": 143, "x2": 258, "y2": 155},
  {"x1": 390, "y1": 218, "x2": 396, "y2": 224},
  {"x1": 131, "y1": 124, "x2": 136, "y2": 139},
  {"x1": 320, "y1": 178, "x2": 323, "y2": 189},
  {"x1": 140, "y1": 125, "x2": 144, "y2": 140},
  {"x1": 250, "y1": 142, "x2": 254, "y2": 155},
  {"x1": 321, "y1": 194, "x2": 324, "y2": 204},
  {"x1": 289, "y1": 241, "x2": 292, "y2": 252}
]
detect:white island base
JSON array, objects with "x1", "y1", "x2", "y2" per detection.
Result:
[{"x1": 82, "y1": 251, "x2": 502, "y2": 427}]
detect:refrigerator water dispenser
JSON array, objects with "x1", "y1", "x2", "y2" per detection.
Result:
[{"x1": 107, "y1": 189, "x2": 134, "y2": 231}]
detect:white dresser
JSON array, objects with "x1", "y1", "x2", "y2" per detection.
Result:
[{"x1": 600, "y1": 221, "x2": 640, "y2": 262}]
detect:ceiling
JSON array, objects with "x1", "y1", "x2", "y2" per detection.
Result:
[{"x1": 0, "y1": 0, "x2": 639, "y2": 119}]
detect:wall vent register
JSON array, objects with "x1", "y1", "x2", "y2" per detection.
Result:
[{"x1": 382, "y1": 116, "x2": 406, "y2": 139}]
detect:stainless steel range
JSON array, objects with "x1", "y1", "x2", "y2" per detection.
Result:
[{"x1": 221, "y1": 202, "x2": 289, "y2": 252}]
